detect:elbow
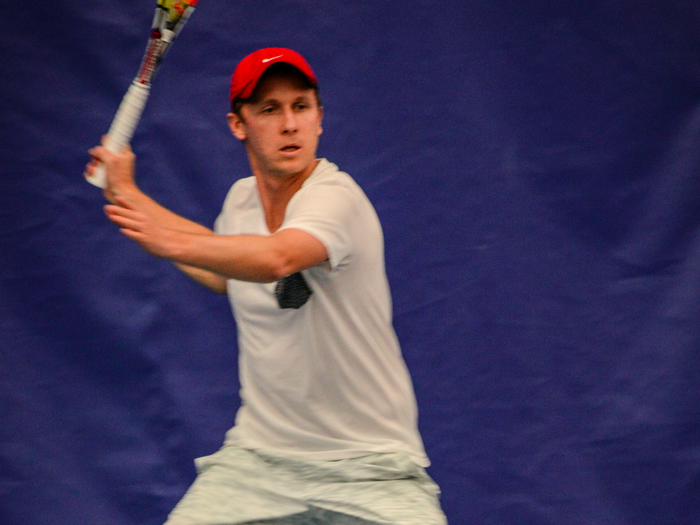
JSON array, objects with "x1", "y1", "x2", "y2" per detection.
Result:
[
  {"x1": 265, "y1": 252, "x2": 297, "y2": 283},
  {"x1": 266, "y1": 263, "x2": 292, "y2": 283}
]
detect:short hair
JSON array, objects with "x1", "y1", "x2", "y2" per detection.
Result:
[{"x1": 230, "y1": 62, "x2": 321, "y2": 115}]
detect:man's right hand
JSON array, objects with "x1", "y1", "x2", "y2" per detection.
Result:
[{"x1": 85, "y1": 137, "x2": 138, "y2": 203}]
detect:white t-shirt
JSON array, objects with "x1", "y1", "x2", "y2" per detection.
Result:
[{"x1": 214, "y1": 159, "x2": 429, "y2": 466}]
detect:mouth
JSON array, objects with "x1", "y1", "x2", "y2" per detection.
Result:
[{"x1": 279, "y1": 144, "x2": 301, "y2": 154}]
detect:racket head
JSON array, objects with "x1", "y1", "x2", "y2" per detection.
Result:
[
  {"x1": 158, "y1": 0, "x2": 199, "y2": 32},
  {"x1": 87, "y1": 0, "x2": 199, "y2": 188},
  {"x1": 137, "y1": 0, "x2": 199, "y2": 84}
]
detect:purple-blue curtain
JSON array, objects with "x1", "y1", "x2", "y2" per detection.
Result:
[{"x1": 2, "y1": 2, "x2": 699, "y2": 524}]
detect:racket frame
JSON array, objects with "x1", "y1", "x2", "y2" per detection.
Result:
[{"x1": 86, "y1": 0, "x2": 198, "y2": 188}]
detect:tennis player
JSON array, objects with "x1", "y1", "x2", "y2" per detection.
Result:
[{"x1": 86, "y1": 48, "x2": 447, "y2": 525}]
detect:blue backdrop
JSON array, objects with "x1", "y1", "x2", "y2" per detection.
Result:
[{"x1": 2, "y1": 2, "x2": 700, "y2": 524}]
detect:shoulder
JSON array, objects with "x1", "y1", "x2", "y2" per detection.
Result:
[
  {"x1": 297, "y1": 159, "x2": 369, "y2": 207},
  {"x1": 305, "y1": 159, "x2": 359, "y2": 190},
  {"x1": 215, "y1": 176, "x2": 259, "y2": 234},
  {"x1": 285, "y1": 159, "x2": 381, "y2": 238},
  {"x1": 221, "y1": 176, "x2": 258, "y2": 212}
]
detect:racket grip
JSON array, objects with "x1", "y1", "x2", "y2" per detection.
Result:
[{"x1": 87, "y1": 81, "x2": 151, "y2": 188}]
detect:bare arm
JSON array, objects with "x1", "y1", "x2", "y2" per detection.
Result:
[
  {"x1": 104, "y1": 197, "x2": 328, "y2": 283},
  {"x1": 85, "y1": 141, "x2": 227, "y2": 293}
]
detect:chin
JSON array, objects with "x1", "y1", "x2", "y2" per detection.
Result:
[{"x1": 275, "y1": 157, "x2": 313, "y2": 176}]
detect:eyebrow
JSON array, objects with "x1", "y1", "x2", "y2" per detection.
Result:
[{"x1": 257, "y1": 93, "x2": 314, "y2": 106}]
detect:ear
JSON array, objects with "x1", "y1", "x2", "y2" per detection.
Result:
[
  {"x1": 317, "y1": 105, "x2": 324, "y2": 137},
  {"x1": 227, "y1": 112, "x2": 247, "y2": 141}
]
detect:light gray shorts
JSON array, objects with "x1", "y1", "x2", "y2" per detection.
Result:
[{"x1": 164, "y1": 445, "x2": 447, "y2": 525}]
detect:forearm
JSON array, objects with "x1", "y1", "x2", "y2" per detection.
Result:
[
  {"x1": 169, "y1": 232, "x2": 291, "y2": 283},
  {"x1": 173, "y1": 261, "x2": 228, "y2": 294},
  {"x1": 104, "y1": 185, "x2": 226, "y2": 289},
  {"x1": 111, "y1": 184, "x2": 213, "y2": 236},
  {"x1": 104, "y1": 199, "x2": 329, "y2": 283},
  {"x1": 163, "y1": 227, "x2": 328, "y2": 283},
  {"x1": 86, "y1": 142, "x2": 209, "y2": 235},
  {"x1": 114, "y1": 187, "x2": 226, "y2": 289}
]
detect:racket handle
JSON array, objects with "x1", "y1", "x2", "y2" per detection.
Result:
[{"x1": 86, "y1": 81, "x2": 151, "y2": 188}]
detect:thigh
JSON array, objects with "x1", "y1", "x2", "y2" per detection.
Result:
[
  {"x1": 309, "y1": 475, "x2": 447, "y2": 525},
  {"x1": 164, "y1": 447, "x2": 308, "y2": 525},
  {"x1": 281, "y1": 453, "x2": 448, "y2": 525},
  {"x1": 247, "y1": 507, "x2": 383, "y2": 524},
  {"x1": 165, "y1": 448, "x2": 447, "y2": 525}
]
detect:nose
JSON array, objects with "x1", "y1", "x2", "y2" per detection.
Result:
[{"x1": 282, "y1": 107, "x2": 298, "y2": 134}]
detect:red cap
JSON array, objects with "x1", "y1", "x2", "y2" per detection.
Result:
[{"x1": 229, "y1": 48, "x2": 318, "y2": 102}]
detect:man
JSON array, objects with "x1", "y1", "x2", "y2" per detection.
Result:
[{"x1": 86, "y1": 48, "x2": 446, "y2": 525}]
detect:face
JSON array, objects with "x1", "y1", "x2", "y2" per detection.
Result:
[{"x1": 228, "y1": 71, "x2": 323, "y2": 181}]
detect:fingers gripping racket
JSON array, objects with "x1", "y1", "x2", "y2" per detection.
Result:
[{"x1": 86, "y1": 0, "x2": 199, "y2": 188}]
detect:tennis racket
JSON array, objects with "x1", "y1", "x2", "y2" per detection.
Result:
[{"x1": 86, "y1": 0, "x2": 199, "y2": 188}]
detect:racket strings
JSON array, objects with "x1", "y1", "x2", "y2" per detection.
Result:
[
  {"x1": 136, "y1": 39, "x2": 166, "y2": 84},
  {"x1": 137, "y1": 0, "x2": 197, "y2": 84}
]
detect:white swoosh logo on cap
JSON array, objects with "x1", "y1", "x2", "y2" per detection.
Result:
[{"x1": 262, "y1": 55, "x2": 284, "y2": 63}]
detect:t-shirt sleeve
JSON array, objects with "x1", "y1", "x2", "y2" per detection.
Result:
[
  {"x1": 213, "y1": 179, "x2": 246, "y2": 235},
  {"x1": 213, "y1": 212, "x2": 224, "y2": 234},
  {"x1": 280, "y1": 182, "x2": 357, "y2": 270}
]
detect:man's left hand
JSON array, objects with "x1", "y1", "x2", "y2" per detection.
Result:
[{"x1": 104, "y1": 196, "x2": 178, "y2": 259}]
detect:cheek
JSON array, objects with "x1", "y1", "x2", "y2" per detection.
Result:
[{"x1": 247, "y1": 125, "x2": 275, "y2": 148}]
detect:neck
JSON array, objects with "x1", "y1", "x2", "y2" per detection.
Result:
[{"x1": 253, "y1": 159, "x2": 319, "y2": 233}]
